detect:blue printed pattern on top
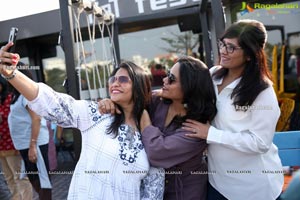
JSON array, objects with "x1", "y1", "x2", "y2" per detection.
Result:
[{"x1": 118, "y1": 125, "x2": 144, "y2": 165}]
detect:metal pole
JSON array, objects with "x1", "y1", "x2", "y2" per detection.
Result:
[
  {"x1": 59, "y1": 0, "x2": 81, "y2": 163},
  {"x1": 211, "y1": 0, "x2": 225, "y2": 40},
  {"x1": 112, "y1": 22, "x2": 120, "y2": 67},
  {"x1": 59, "y1": 0, "x2": 80, "y2": 100},
  {"x1": 199, "y1": 0, "x2": 213, "y2": 68}
]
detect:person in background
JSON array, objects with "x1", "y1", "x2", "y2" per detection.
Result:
[
  {"x1": 100, "y1": 56, "x2": 217, "y2": 200},
  {"x1": 0, "y1": 49, "x2": 164, "y2": 199},
  {"x1": 0, "y1": 75, "x2": 32, "y2": 200},
  {"x1": 151, "y1": 63, "x2": 166, "y2": 87},
  {"x1": 47, "y1": 121, "x2": 58, "y2": 171},
  {"x1": 183, "y1": 19, "x2": 283, "y2": 200},
  {"x1": 8, "y1": 68, "x2": 52, "y2": 200}
]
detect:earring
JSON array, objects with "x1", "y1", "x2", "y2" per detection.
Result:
[{"x1": 183, "y1": 103, "x2": 188, "y2": 109}]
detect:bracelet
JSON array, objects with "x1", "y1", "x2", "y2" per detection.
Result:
[
  {"x1": 31, "y1": 139, "x2": 37, "y2": 143},
  {"x1": 1, "y1": 70, "x2": 16, "y2": 80}
]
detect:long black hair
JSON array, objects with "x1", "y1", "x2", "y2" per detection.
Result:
[
  {"x1": 106, "y1": 61, "x2": 152, "y2": 137},
  {"x1": 163, "y1": 56, "x2": 217, "y2": 125},
  {"x1": 213, "y1": 19, "x2": 271, "y2": 110}
]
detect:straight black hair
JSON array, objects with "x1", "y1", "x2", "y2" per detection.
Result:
[{"x1": 213, "y1": 19, "x2": 271, "y2": 110}]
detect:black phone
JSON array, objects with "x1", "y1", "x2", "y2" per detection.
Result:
[{"x1": 8, "y1": 27, "x2": 18, "y2": 52}]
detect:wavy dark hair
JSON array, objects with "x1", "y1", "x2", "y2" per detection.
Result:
[
  {"x1": 10, "y1": 63, "x2": 33, "y2": 104},
  {"x1": 164, "y1": 56, "x2": 217, "y2": 125},
  {"x1": 106, "y1": 61, "x2": 152, "y2": 137},
  {"x1": 213, "y1": 19, "x2": 271, "y2": 110}
]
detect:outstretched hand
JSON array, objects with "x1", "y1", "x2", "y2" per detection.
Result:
[
  {"x1": 0, "y1": 42, "x2": 20, "y2": 77},
  {"x1": 182, "y1": 119, "x2": 210, "y2": 139}
]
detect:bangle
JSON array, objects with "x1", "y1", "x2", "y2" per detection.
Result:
[
  {"x1": 31, "y1": 139, "x2": 37, "y2": 143},
  {"x1": 1, "y1": 70, "x2": 16, "y2": 80}
]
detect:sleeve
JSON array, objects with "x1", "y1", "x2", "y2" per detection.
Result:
[
  {"x1": 142, "y1": 125, "x2": 207, "y2": 168},
  {"x1": 140, "y1": 167, "x2": 165, "y2": 200},
  {"x1": 207, "y1": 86, "x2": 280, "y2": 154},
  {"x1": 28, "y1": 83, "x2": 94, "y2": 131},
  {"x1": 21, "y1": 95, "x2": 28, "y2": 108}
]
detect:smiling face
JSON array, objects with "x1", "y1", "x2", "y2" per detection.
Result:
[
  {"x1": 109, "y1": 68, "x2": 133, "y2": 108},
  {"x1": 161, "y1": 62, "x2": 184, "y2": 103},
  {"x1": 219, "y1": 38, "x2": 248, "y2": 71}
]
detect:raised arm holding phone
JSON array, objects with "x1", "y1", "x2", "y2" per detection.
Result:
[{"x1": 0, "y1": 42, "x2": 164, "y2": 199}]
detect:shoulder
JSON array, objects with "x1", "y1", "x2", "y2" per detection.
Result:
[
  {"x1": 83, "y1": 100, "x2": 105, "y2": 123},
  {"x1": 253, "y1": 85, "x2": 279, "y2": 109},
  {"x1": 209, "y1": 65, "x2": 222, "y2": 75},
  {"x1": 151, "y1": 95, "x2": 162, "y2": 105},
  {"x1": 85, "y1": 101, "x2": 112, "y2": 126}
]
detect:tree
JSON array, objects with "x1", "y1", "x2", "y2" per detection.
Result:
[
  {"x1": 160, "y1": 31, "x2": 199, "y2": 55},
  {"x1": 44, "y1": 68, "x2": 66, "y2": 93}
]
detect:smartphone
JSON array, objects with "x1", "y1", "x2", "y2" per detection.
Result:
[{"x1": 8, "y1": 27, "x2": 18, "y2": 52}]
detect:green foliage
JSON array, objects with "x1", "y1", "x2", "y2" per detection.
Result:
[
  {"x1": 44, "y1": 68, "x2": 66, "y2": 93},
  {"x1": 160, "y1": 31, "x2": 199, "y2": 55}
]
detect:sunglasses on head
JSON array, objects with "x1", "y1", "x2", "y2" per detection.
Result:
[
  {"x1": 108, "y1": 75, "x2": 131, "y2": 84},
  {"x1": 166, "y1": 71, "x2": 176, "y2": 84}
]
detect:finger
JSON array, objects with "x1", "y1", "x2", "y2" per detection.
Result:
[
  {"x1": 0, "y1": 53, "x2": 19, "y2": 66},
  {"x1": 185, "y1": 119, "x2": 198, "y2": 124},
  {"x1": 99, "y1": 100, "x2": 110, "y2": 114},
  {"x1": 0, "y1": 43, "x2": 14, "y2": 52},
  {"x1": 182, "y1": 123, "x2": 195, "y2": 129},
  {"x1": 1, "y1": 42, "x2": 14, "y2": 55},
  {"x1": 29, "y1": 157, "x2": 37, "y2": 163},
  {"x1": 116, "y1": 107, "x2": 121, "y2": 114},
  {"x1": 182, "y1": 126, "x2": 196, "y2": 133},
  {"x1": 107, "y1": 101, "x2": 115, "y2": 114},
  {"x1": 98, "y1": 101, "x2": 105, "y2": 114},
  {"x1": 185, "y1": 133, "x2": 199, "y2": 138},
  {"x1": 0, "y1": 57, "x2": 12, "y2": 65}
]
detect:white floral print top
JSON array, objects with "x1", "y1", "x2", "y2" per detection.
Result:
[{"x1": 28, "y1": 83, "x2": 164, "y2": 200}]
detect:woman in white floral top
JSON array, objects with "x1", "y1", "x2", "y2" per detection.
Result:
[{"x1": 0, "y1": 46, "x2": 164, "y2": 200}]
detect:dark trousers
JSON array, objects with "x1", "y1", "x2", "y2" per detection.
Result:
[
  {"x1": 19, "y1": 144, "x2": 52, "y2": 200},
  {"x1": 207, "y1": 183, "x2": 227, "y2": 200}
]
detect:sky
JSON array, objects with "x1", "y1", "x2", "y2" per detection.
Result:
[{"x1": 0, "y1": 0, "x2": 59, "y2": 22}]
